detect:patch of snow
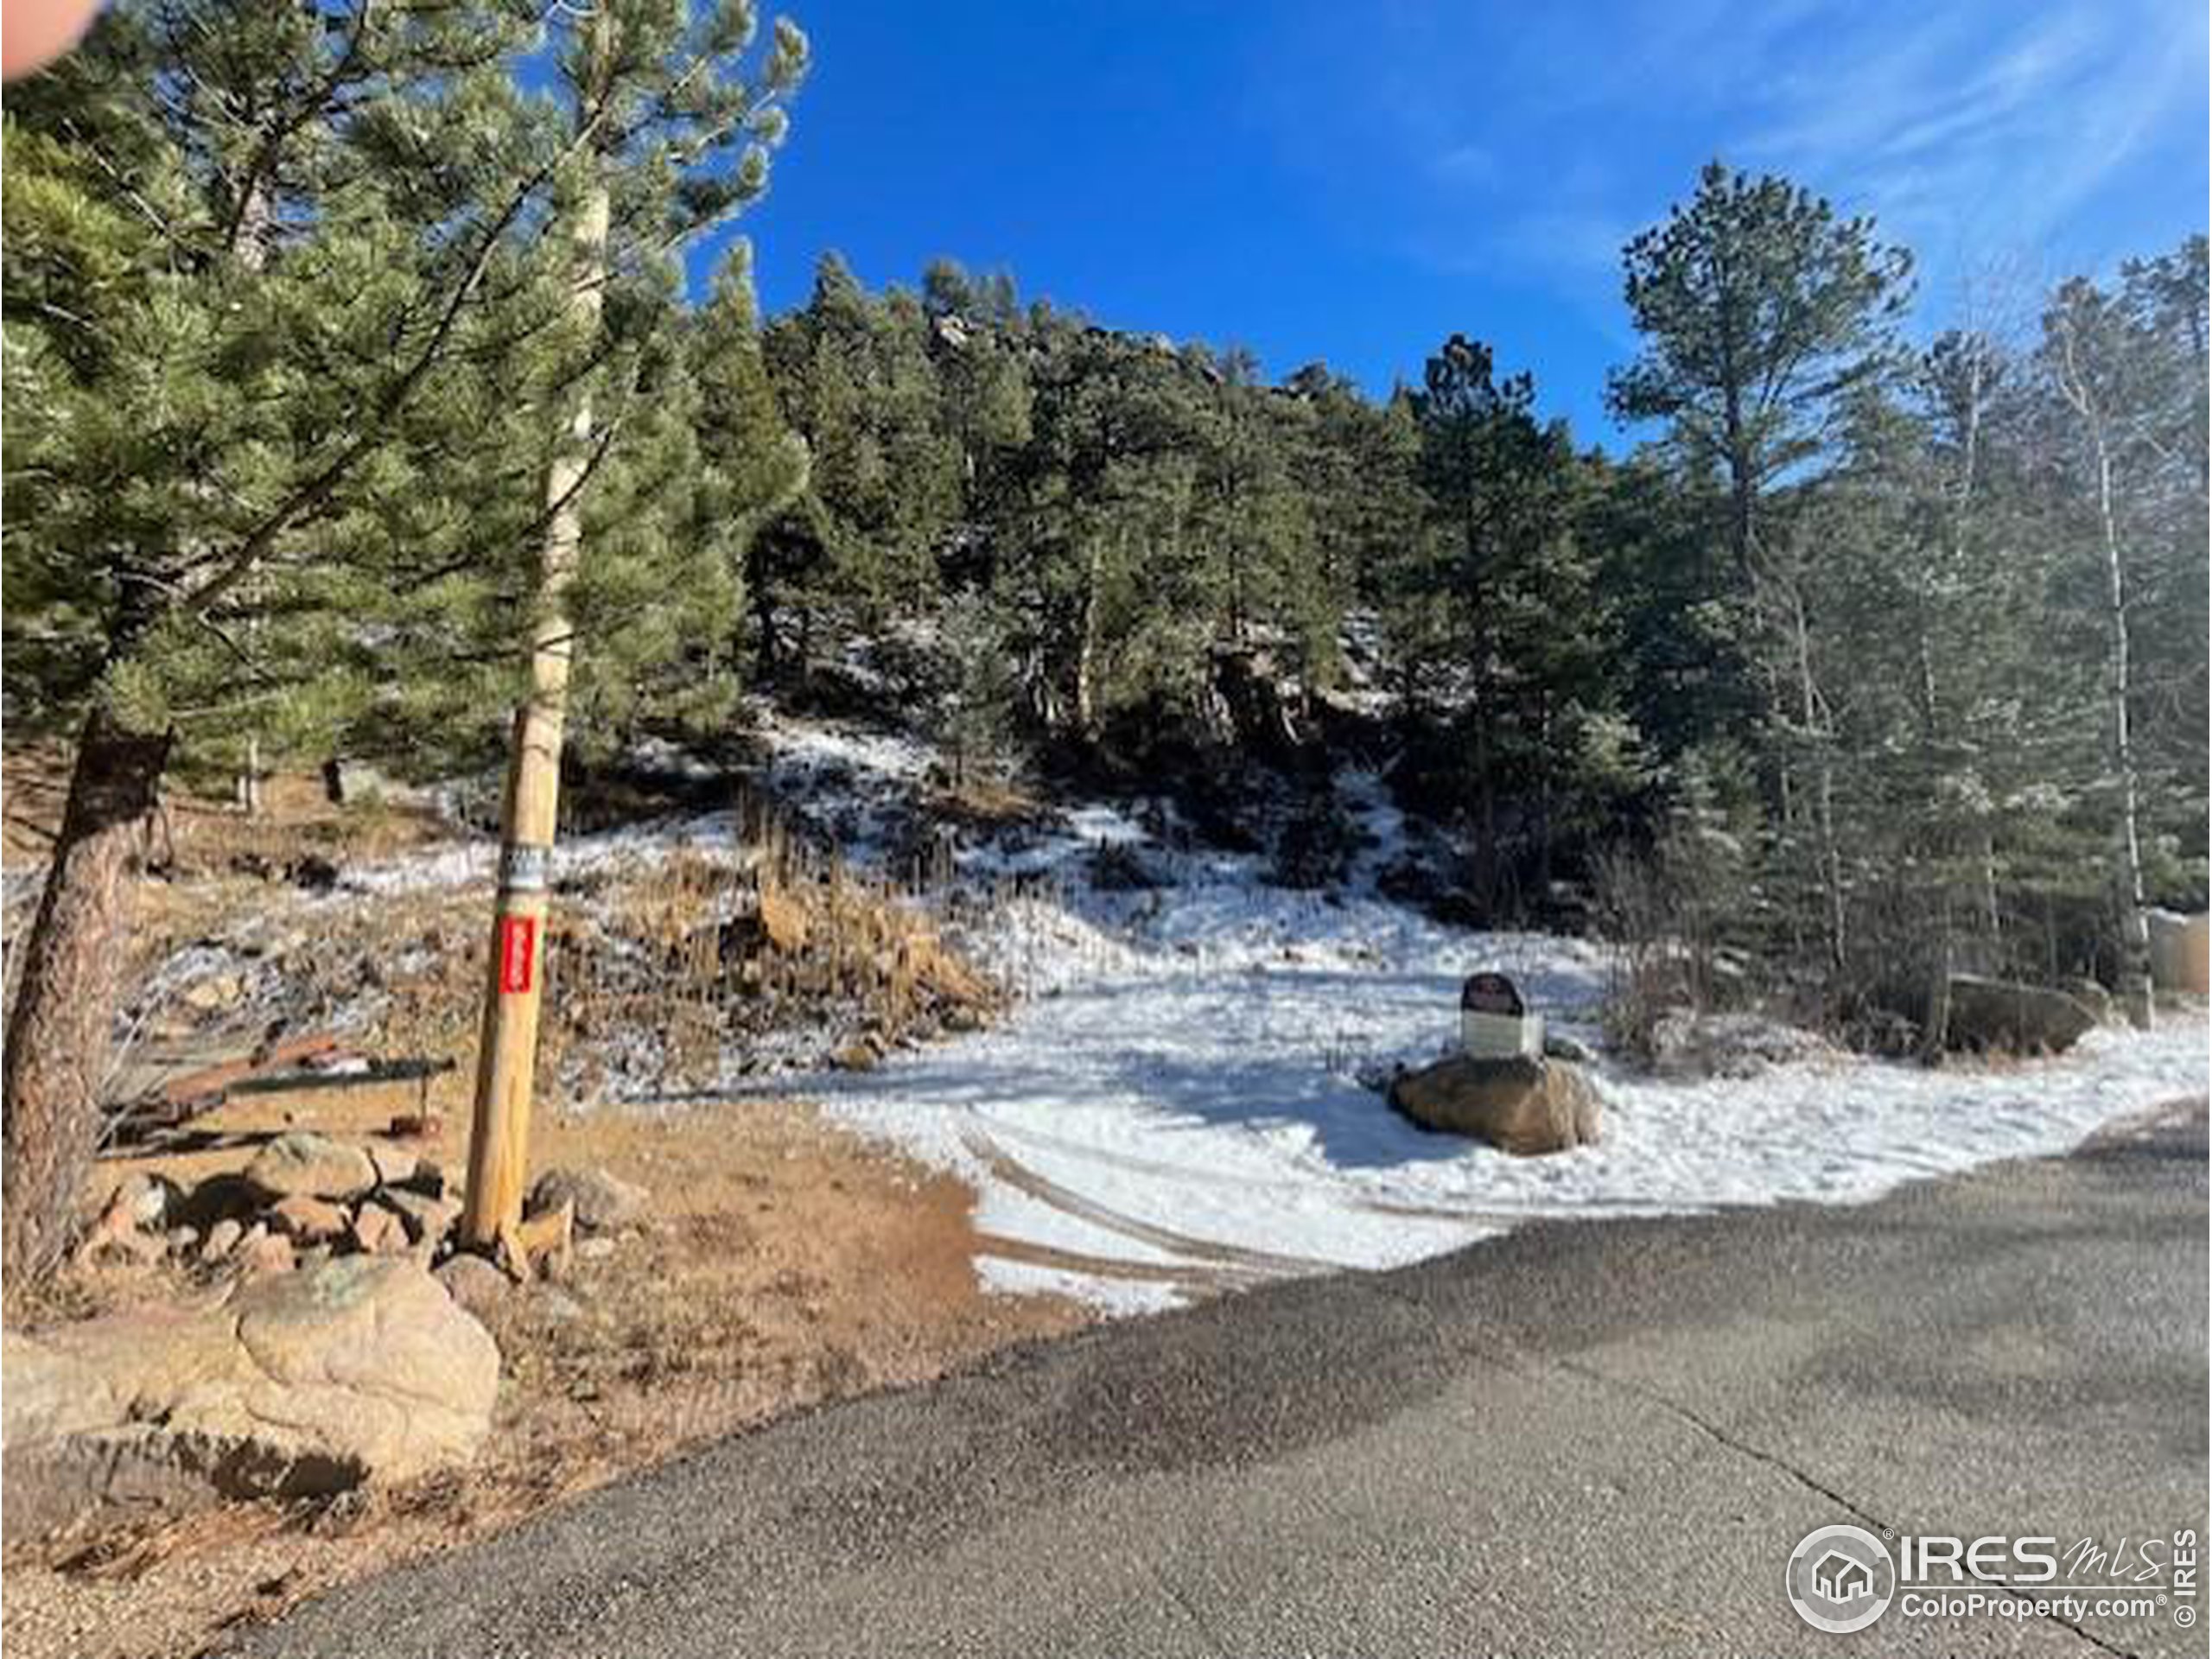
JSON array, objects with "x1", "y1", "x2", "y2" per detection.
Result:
[
  {"x1": 754, "y1": 711, "x2": 936, "y2": 863},
  {"x1": 334, "y1": 808, "x2": 749, "y2": 897},
  {"x1": 826, "y1": 925, "x2": 2205, "y2": 1313},
  {"x1": 315, "y1": 704, "x2": 2211, "y2": 1320},
  {"x1": 973, "y1": 1256, "x2": 1187, "y2": 1318},
  {"x1": 627, "y1": 734, "x2": 722, "y2": 782},
  {"x1": 800, "y1": 738, "x2": 2209, "y2": 1316}
]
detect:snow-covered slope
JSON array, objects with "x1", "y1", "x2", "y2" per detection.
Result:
[
  {"x1": 761, "y1": 712, "x2": 2209, "y2": 1313},
  {"x1": 309, "y1": 705, "x2": 2206, "y2": 1315}
]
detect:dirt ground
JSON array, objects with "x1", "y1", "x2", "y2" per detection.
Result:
[
  {"x1": 2, "y1": 1070, "x2": 1090, "y2": 1659},
  {"x1": 3, "y1": 747, "x2": 452, "y2": 880},
  {"x1": 0, "y1": 753, "x2": 1098, "y2": 1656}
]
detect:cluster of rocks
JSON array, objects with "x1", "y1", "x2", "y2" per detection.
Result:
[
  {"x1": 79, "y1": 1129, "x2": 463, "y2": 1282},
  {"x1": 11, "y1": 1146, "x2": 654, "y2": 1545},
  {"x1": 826, "y1": 1008, "x2": 981, "y2": 1071},
  {"x1": 79, "y1": 1134, "x2": 651, "y2": 1315}
]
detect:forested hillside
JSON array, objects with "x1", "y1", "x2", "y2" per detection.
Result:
[
  {"x1": 4, "y1": 2, "x2": 2206, "y2": 1274},
  {"x1": 747, "y1": 218, "x2": 2209, "y2": 1004}
]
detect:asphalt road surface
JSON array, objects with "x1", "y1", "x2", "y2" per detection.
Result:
[{"x1": 238, "y1": 1098, "x2": 2209, "y2": 1659}]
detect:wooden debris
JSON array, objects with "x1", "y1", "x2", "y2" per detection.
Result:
[
  {"x1": 496, "y1": 1197, "x2": 574, "y2": 1283},
  {"x1": 99, "y1": 1032, "x2": 352, "y2": 1154},
  {"x1": 229, "y1": 1056, "x2": 454, "y2": 1098}
]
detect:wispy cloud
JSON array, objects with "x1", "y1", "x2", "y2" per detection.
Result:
[
  {"x1": 1735, "y1": 1, "x2": 2202, "y2": 257},
  {"x1": 1254, "y1": 0, "x2": 2207, "y2": 300}
]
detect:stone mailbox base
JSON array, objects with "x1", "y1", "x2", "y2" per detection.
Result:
[{"x1": 1389, "y1": 1054, "x2": 1600, "y2": 1156}]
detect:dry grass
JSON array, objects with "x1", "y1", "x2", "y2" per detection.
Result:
[
  {"x1": 551, "y1": 823, "x2": 999, "y2": 1099},
  {"x1": 3, "y1": 750, "x2": 448, "y2": 879}
]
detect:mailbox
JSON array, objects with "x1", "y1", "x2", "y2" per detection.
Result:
[{"x1": 1461, "y1": 970, "x2": 1544, "y2": 1060}]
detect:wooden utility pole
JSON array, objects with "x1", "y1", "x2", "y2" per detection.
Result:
[{"x1": 460, "y1": 35, "x2": 613, "y2": 1250}]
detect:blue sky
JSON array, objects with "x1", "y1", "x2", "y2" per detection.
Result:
[{"x1": 721, "y1": 0, "x2": 2209, "y2": 446}]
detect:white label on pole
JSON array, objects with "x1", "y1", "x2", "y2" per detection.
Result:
[{"x1": 500, "y1": 843, "x2": 552, "y2": 893}]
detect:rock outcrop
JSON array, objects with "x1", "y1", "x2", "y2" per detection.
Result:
[
  {"x1": 1388, "y1": 1055, "x2": 1601, "y2": 1155},
  {"x1": 2, "y1": 1256, "x2": 499, "y2": 1542},
  {"x1": 1943, "y1": 976, "x2": 2098, "y2": 1054}
]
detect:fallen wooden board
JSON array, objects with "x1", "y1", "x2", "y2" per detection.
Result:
[
  {"x1": 98, "y1": 1032, "x2": 353, "y2": 1153},
  {"x1": 227, "y1": 1057, "x2": 455, "y2": 1097},
  {"x1": 98, "y1": 1035, "x2": 452, "y2": 1154},
  {"x1": 142, "y1": 1032, "x2": 350, "y2": 1107}
]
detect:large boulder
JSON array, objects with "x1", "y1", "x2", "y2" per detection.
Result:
[
  {"x1": 245, "y1": 1131, "x2": 378, "y2": 1202},
  {"x1": 1389, "y1": 1055, "x2": 1602, "y2": 1155},
  {"x1": 2149, "y1": 910, "x2": 2211, "y2": 995},
  {"x1": 1943, "y1": 975, "x2": 2098, "y2": 1055},
  {"x1": 2, "y1": 1256, "x2": 499, "y2": 1542}
]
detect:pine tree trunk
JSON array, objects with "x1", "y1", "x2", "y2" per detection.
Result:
[
  {"x1": 237, "y1": 734, "x2": 264, "y2": 816},
  {"x1": 2094, "y1": 438, "x2": 2154, "y2": 1027},
  {"x1": 1792, "y1": 587, "x2": 1845, "y2": 973},
  {"x1": 1918, "y1": 894, "x2": 1953, "y2": 1065},
  {"x1": 1722, "y1": 387, "x2": 1758, "y2": 585},
  {"x1": 230, "y1": 182, "x2": 272, "y2": 817},
  {"x1": 1981, "y1": 830, "x2": 2001, "y2": 942},
  {"x1": 3, "y1": 708, "x2": 170, "y2": 1283},
  {"x1": 1475, "y1": 713, "x2": 1497, "y2": 918},
  {"x1": 1072, "y1": 538, "x2": 1103, "y2": 738},
  {"x1": 1535, "y1": 697, "x2": 1555, "y2": 906},
  {"x1": 1729, "y1": 467, "x2": 1757, "y2": 585},
  {"x1": 2056, "y1": 326, "x2": 2153, "y2": 1028},
  {"x1": 1911, "y1": 613, "x2": 1953, "y2": 1065},
  {"x1": 747, "y1": 539, "x2": 778, "y2": 673}
]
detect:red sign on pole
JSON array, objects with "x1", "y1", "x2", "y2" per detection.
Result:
[{"x1": 498, "y1": 915, "x2": 537, "y2": 995}]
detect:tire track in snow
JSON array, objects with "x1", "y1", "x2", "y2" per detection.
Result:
[
  {"x1": 968, "y1": 1232, "x2": 1242, "y2": 1301},
  {"x1": 978, "y1": 1107, "x2": 1605, "y2": 1230},
  {"x1": 959, "y1": 1125, "x2": 1340, "y2": 1281}
]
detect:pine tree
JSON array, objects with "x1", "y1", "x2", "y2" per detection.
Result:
[
  {"x1": 692, "y1": 240, "x2": 810, "y2": 683},
  {"x1": 1188, "y1": 349, "x2": 1325, "y2": 683},
  {"x1": 1285, "y1": 365, "x2": 1421, "y2": 658},
  {"x1": 1607, "y1": 160, "x2": 1915, "y2": 971},
  {"x1": 925, "y1": 263, "x2": 1033, "y2": 531},
  {"x1": 0, "y1": 0, "x2": 810, "y2": 1278},
  {"x1": 1, "y1": 0, "x2": 543, "y2": 1280},
  {"x1": 1399, "y1": 334, "x2": 1584, "y2": 909},
  {"x1": 762, "y1": 253, "x2": 959, "y2": 635},
  {"x1": 937, "y1": 586, "x2": 1020, "y2": 789},
  {"x1": 997, "y1": 321, "x2": 1205, "y2": 739}
]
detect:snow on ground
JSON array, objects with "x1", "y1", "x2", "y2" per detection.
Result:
[
  {"x1": 819, "y1": 914, "x2": 2207, "y2": 1313},
  {"x1": 311, "y1": 705, "x2": 2209, "y2": 1314},
  {"x1": 335, "y1": 710, "x2": 940, "y2": 897},
  {"x1": 768, "y1": 714, "x2": 2211, "y2": 1314},
  {"x1": 334, "y1": 807, "x2": 753, "y2": 897}
]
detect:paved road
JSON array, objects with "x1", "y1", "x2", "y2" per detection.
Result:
[{"x1": 239, "y1": 1101, "x2": 2209, "y2": 1659}]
